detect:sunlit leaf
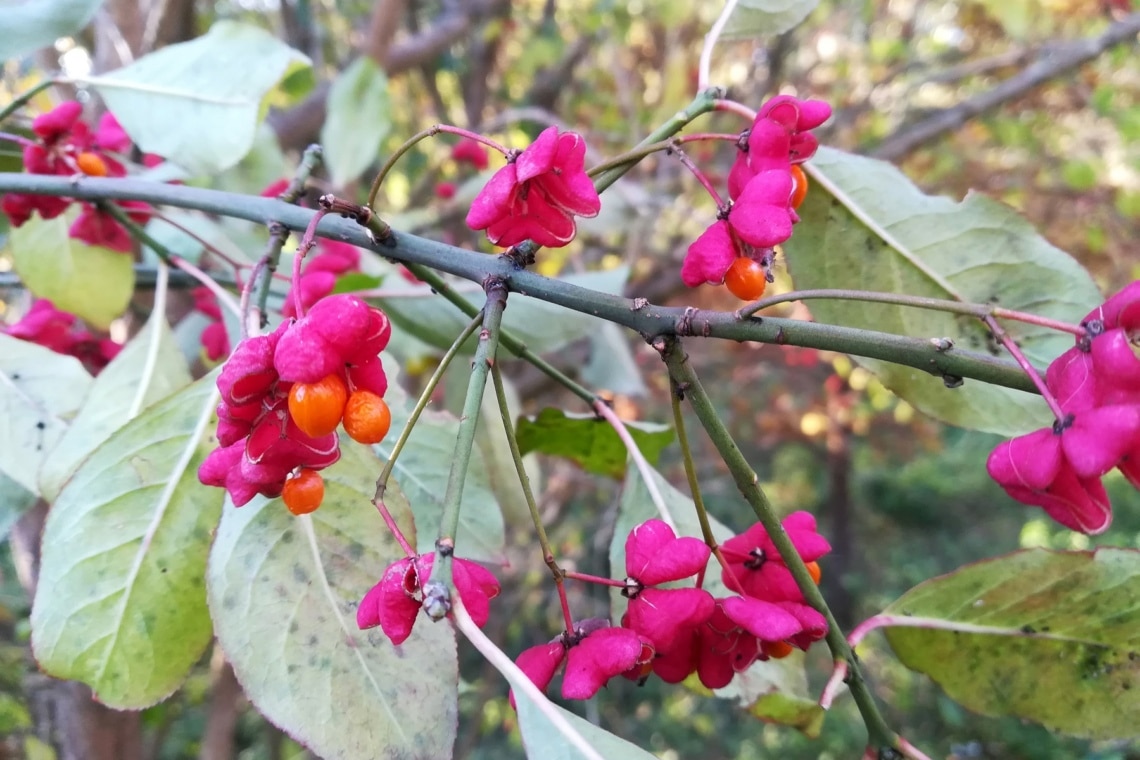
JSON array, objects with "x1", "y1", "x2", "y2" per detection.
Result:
[
  {"x1": 516, "y1": 408, "x2": 672, "y2": 479},
  {"x1": 0, "y1": 334, "x2": 92, "y2": 494},
  {"x1": 581, "y1": 322, "x2": 647, "y2": 397},
  {"x1": 39, "y1": 308, "x2": 192, "y2": 501},
  {"x1": 208, "y1": 441, "x2": 459, "y2": 760},
  {"x1": 785, "y1": 147, "x2": 1102, "y2": 436},
  {"x1": 30, "y1": 375, "x2": 223, "y2": 708},
  {"x1": 321, "y1": 57, "x2": 392, "y2": 187},
  {"x1": 83, "y1": 21, "x2": 311, "y2": 175},
  {"x1": 8, "y1": 213, "x2": 135, "y2": 330},
  {"x1": 0, "y1": 0, "x2": 103, "y2": 60},
  {"x1": 882, "y1": 547, "x2": 1140, "y2": 740}
]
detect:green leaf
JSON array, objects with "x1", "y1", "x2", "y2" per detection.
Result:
[
  {"x1": 785, "y1": 147, "x2": 1103, "y2": 436},
  {"x1": 320, "y1": 57, "x2": 392, "y2": 187},
  {"x1": 722, "y1": 0, "x2": 820, "y2": 39},
  {"x1": 0, "y1": 0, "x2": 103, "y2": 60},
  {"x1": 516, "y1": 408, "x2": 673, "y2": 479},
  {"x1": 581, "y1": 323, "x2": 647, "y2": 397},
  {"x1": 0, "y1": 334, "x2": 92, "y2": 494},
  {"x1": 882, "y1": 547, "x2": 1140, "y2": 740},
  {"x1": 8, "y1": 214, "x2": 135, "y2": 330},
  {"x1": 83, "y1": 21, "x2": 311, "y2": 176},
  {"x1": 378, "y1": 268, "x2": 631, "y2": 356},
  {"x1": 208, "y1": 441, "x2": 459, "y2": 760},
  {"x1": 39, "y1": 308, "x2": 192, "y2": 502},
  {"x1": 516, "y1": 698, "x2": 657, "y2": 760},
  {"x1": 331, "y1": 272, "x2": 384, "y2": 295},
  {"x1": 612, "y1": 463, "x2": 824, "y2": 733},
  {"x1": 376, "y1": 373, "x2": 506, "y2": 563},
  {"x1": 30, "y1": 374, "x2": 223, "y2": 708}
]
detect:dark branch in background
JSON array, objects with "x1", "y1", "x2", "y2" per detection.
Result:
[
  {"x1": 280, "y1": 0, "x2": 320, "y2": 64},
  {"x1": 270, "y1": 0, "x2": 509, "y2": 150},
  {"x1": 523, "y1": 33, "x2": 599, "y2": 113},
  {"x1": 460, "y1": 0, "x2": 512, "y2": 127},
  {"x1": 0, "y1": 173, "x2": 1038, "y2": 395},
  {"x1": 873, "y1": 12, "x2": 1140, "y2": 161}
]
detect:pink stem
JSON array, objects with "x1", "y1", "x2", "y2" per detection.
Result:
[
  {"x1": 373, "y1": 498, "x2": 417, "y2": 558},
  {"x1": 991, "y1": 307, "x2": 1085, "y2": 336},
  {"x1": 239, "y1": 255, "x2": 269, "y2": 338},
  {"x1": 982, "y1": 315, "x2": 1067, "y2": 420},
  {"x1": 819, "y1": 659, "x2": 848, "y2": 709},
  {"x1": 562, "y1": 570, "x2": 626, "y2": 588},
  {"x1": 670, "y1": 144, "x2": 725, "y2": 208},
  {"x1": 290, "y1": 208, "x2": 329, "y2": 317},
  {"x1": 555, "y1": 577, "x2": 576, "y2": 633},
  {"x1": 713, "y1": 99, "x2": 757, "y2": 121},
  {"x1": 434, "y1": 123, "x2": 510, "y2": 157},
  {"x1": 168, "y1": 255, "x2": 241, "y2": 321},
  {"x1": 674, "y1": 132, "x2": 742, "y2": 145}
]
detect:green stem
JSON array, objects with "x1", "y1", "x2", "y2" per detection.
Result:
[
  {"x1": 0, "y1": 174, "x2": 1041, "y2": 395},
  {"x1": 592, "y1": 87, "x2": 721, "y2": 194},
  {"x1": 669, "y1": 380, "x2": 717, "y2": 549},
  {"x1": 0, "y1": 81, "x2": 57, "y2": 125},
  {"x1": 374, "y1": 313, "x2": 485, "y2": 500},
  {"x1": 402, "y1": 262, "x2": 599, "y2": 404},
  {"x1": 424, "y1": 280, "x2": 508, "y2": 619},
  {"x1": 252, "y1": 143, "x2": 324, "y2": 325},
  {"x1": 99, "y1": 200, "x2": 174, "y2": 264},
  {"x1": 739, "y1": 288, "x2": 1085, "y2": 335},
  {"x1": 659, "y1": 336, "x2": 904, "y2": 754}
]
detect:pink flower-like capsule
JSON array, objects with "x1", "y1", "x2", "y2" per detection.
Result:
[
  {"x1": 466, "y1": 126, "x2": 601, "y2": 249},
  {"x1": 2, "y1": 299, "x2": 121, "y2": 374},
  {"x1": 721, "y1": 511, "x2": 832, "y2": 603},
  {"x1": 356, "y1": 554, "x2": 501, "y2": 645},
  {"x1": 511, "y1": 621, "x2": 655, "y2": 706},
  {"x1": 727, "y1": 95, "x2": 831, "y2": 201},
  {"x1": 69, "y1": 200, "x2": 151, "y2": 254},
  {"x1": 274, "y1": 294, "x2": 391, "y2": 384},
  {"x1": 451, "y1": 137, "x2": 490, "y2": 170},
  {"x1": 621, "y1": 519, "x2": 714, "y2": 652}
]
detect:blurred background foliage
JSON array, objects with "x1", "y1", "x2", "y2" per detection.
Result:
[{"x1": 3, "y1": 0, "x2": 1140, "y2": 758}]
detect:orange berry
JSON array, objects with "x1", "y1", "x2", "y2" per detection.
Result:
[
  {"x1": 282, "y1": 468, "x2": 324, "y2": 515},
  {"x1": 76, "y1": 151, "x2": 108, "y2": 177},
  {"x1": 288, "y1": 374, "x2": 348, "y2": 438},
  {"x1": 790, "y1": 164, "x2": 809, "y2": 209},
  {"x1": 342, "y1": 391, "x2": 391, "y2": 444},
  {"x1": 765, "y1": 640, "x2": 795, "y2": 659},
  {"x1": 724, "y1": 257, "x2": 768, "y2": 301},
  {"x1": 805, "y1": 561, "x2": 822, "y2": 585}
]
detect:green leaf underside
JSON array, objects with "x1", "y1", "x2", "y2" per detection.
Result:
[
  {"x1": 378, "y1": 267, "x2": 631, "y2": 356},
  {"x1": 8, "y1": 214, "x2": 135, "y2": 330},
  {"x1": 39, "y1": 312, "x2": 192, "y2": 502},
  {"x1": 208, "y1": 441, "x2": 458, "y2": 760},
  {"x1": 375, "y1": 371, "x2": 506, "y2": 564},
  {"x1": 320, "y1": 57, "x2": 392, "y2": 187},
  {"x1": 0, "y1": 471, "x2": 37, "y2": 541},
  {"x1": 516, "y1": 408, "x2": 673, "y2": 479},
  {"x1": 84, "y1": 20, "x2": 311, "y2": 175},
  {"x1": 30, "y1": 375, "x2": 223, "y2": 708},
  {"x1": 0, "y1": 334, "x2": 92, "y2": 494},
  {"x1": 0, "y1": 0, "x2": 104, "y2": 60},
  {"x1": 785, "y1": 146, "x2": 1102, "y2": 436},
  {"x1": 883, "y1": 547, "x2": 1140, "y2": 739},
  {"x1": 612, "y1": 463, "x2": 824, "y2": 732},
  {"x1": 515, "y1": 697, "x2": 657, "y2": 760},
  {"x1": 722, "y1": 0, "x2": 821, "y2": 39}
]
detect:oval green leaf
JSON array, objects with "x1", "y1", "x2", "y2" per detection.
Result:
[
  {"x1": 83, "y1": 21, "x2": 311, "y2": 176},
  {"x1": 321, "y1": 57, "x2": 392, "y2": 187},
  {"x1": 39, "y1": 307, "x2": 192, "y2": 501},
  {"x1": 0, "y1": 333, "x2": 92, "y2": 494},
  {"x1": 516, "y1": 697, "x2": 657, "y2": 760},
  {"x1": 8, "y1": 213, "x2": 135, "y2": 330},
  {"x1": 722, "y1": 0, "x2": 820, "y2": 39},
  {"x1": 30, "y1": 374, "x2": 223, "y2": 708},
  {"x1": 208, "y1": 441, "x2": 459, "y2": 760},
  {"x1": 785, "y1": 147, "x2": 1102, "y2": 436},
  {"x1": 882, "y1": 547, "x2": 1140, "y2": 739}
]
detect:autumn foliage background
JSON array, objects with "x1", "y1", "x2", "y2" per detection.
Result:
[{"x1": 2, "y1": 0, "x2": 1140, "y2": 759}]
